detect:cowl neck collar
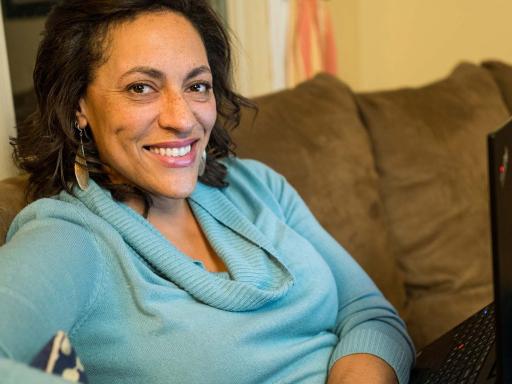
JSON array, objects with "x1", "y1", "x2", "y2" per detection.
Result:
[{"x1": 73, "y1": 180, "x2": 295, "y2": 312}]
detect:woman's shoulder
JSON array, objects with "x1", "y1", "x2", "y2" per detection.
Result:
[
  {"x1": 7, "y1": 190, "x2": 93, "y2": 242},
  {"x1": 222, "y1": 157, "x2": 288, "y2": 193},
  {"x1": 2, "y1": 189, "x2": 106, "y2": 301},
  {"x1": 216, "y1": 157, "x2": 299, "y2": 218}
]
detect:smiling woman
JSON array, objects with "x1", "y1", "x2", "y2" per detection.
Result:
[
  {"x1": 0, "y1": 1, "x2": 414, "y2": 383},
  {"x1": 77, "y1": 12, "x2": 217, "y2": 209}
]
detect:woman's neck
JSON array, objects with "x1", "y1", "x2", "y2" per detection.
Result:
[{"x1": 125, "y1": 194, "x2": 189, "y2": 222}]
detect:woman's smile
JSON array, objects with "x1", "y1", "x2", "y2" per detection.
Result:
[{"x1": 145, "y1": 139, "x2": 199, "y2": 168}]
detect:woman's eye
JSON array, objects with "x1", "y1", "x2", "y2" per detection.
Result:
[
  {"x1": 190, "y1": 82, "x2": 212, "y2": 93},
  {"x1": 128, "y1": 83, "x2": 153, "y2": 94}
]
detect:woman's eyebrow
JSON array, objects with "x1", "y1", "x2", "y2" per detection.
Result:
[
  {"x1": 120, "y1": 66, "x2": 164, "y2": 81},
  {"x1": 185, "y1": 65, "x2": 212, "y2": 81},
  {"x1": 119, "y1": 65, "x2": 212, "y2": 82}
]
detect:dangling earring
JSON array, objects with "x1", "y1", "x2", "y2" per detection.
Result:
[
  {"x1": 198, "y1": 149, "x2": 207, "y2": 177},
  {"x1": 74, "y1": 121, "x2": 89, "y2": 190}
]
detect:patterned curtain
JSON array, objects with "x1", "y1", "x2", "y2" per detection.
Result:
[
  {"x1": 221, "y1": 0, "x2": 337, "y2": 95},
  {"x1": 286, "y1": 0, "x2": 337, "y2": 87}
]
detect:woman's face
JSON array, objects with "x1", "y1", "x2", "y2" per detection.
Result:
[{"x1": 77, "y1": 11, "x2": 216, "y2": 203}]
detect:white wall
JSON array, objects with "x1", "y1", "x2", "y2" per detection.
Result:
[{"x1": 0, "y1": 7, "x2": 17, "y2": 179}]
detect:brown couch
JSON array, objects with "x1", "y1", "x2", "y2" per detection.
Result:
[{"x1": 1, "y1": 60, "x2": 512, "y2": 351}]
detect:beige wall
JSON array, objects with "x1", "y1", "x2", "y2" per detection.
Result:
[
  {"x1": 0, "y1": 8, "x2": 17, "y2": 179},
  {"x1": 227, "y1": 1, "x2": 272, "y2": 97},
  {"x1": 331, "y1": 0, "x2": 512, "y2": 91}
]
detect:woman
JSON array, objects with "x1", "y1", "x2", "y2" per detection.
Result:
[{"x1": 0, "y1": 1, "x2": 414, "y2": 383}]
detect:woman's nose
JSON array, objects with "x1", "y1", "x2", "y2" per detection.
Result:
[{"x1": 158, "y1": 91, "x2": 196, "y2": 133}]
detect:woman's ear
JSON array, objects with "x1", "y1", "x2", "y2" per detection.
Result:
[{"x1": 75, "y1": 98, "x2": 88, "y2": 128}]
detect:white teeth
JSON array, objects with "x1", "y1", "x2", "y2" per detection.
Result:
[{"x1": 150, "y1": 144, "x2": 191, "y2": 158}]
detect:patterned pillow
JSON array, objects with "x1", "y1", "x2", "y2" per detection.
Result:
[{"x1": 30, "y1": 331, "x2": 88, "y2": 383}]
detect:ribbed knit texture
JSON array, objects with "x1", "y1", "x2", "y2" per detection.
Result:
[
  {"x1": 74, "y1": 180, "x2": 294, "y2": 312},
  {"x1": 0, "y1": 158, "x2": 414, "y2": 383}
]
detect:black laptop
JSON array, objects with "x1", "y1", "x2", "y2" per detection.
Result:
[{"x1": 410, "y1": 118, "x2": 512, "y2": 384}]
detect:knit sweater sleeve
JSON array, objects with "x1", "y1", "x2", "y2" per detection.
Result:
[
  {"x1": 241, "y1": 159, "x2": 415, "y2": 384},
  {"x1": 0, "y1": 200, "x2": 104, "y2": 383}
]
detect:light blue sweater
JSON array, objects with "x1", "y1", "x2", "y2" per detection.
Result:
[{"x1": 0, "y1": 158, "x2": 414, "y2": 383}]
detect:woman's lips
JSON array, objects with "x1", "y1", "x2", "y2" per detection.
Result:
[{"x1": 144, "y1": 139, "x2": 198, "y2": 168}]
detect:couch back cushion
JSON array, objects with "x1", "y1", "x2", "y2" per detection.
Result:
[
  {"x1": 0, "y1": 175, "x2": 29, "y2": 245},
  {"x1": 356, "y1": 63, "x2": 510, "y2": 348},
  {"x1": 482, "y1": 60, "x2": 512, "y2": 114},
  {"x1": 233, "y1": 74, "x2": 406, "y2": 312}
]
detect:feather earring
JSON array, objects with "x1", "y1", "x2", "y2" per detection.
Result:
[{"x1": 74, "y1": 121, "x2": 89, "y2": 190}]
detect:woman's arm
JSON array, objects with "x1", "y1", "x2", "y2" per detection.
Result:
[
  {"x1": 0, "y1": 359, "x2": 81, "y2": 384},
  {"x1": 328, "y1": 353, "x2": 398, "y2": 384},
  {"x1": 0, "y1": 204, "x2": 103, "y2": 383},
  {"x1": 247, "y1": 160, "x2": 415, "y2": 384}
]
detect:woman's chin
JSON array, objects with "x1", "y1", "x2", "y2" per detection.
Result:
[{"x1": 148, "y1": 179, "x2": 199, "y2": 203}]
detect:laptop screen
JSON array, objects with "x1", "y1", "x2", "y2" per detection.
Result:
[{"x1": 488, "y1": 118, "x2": 512, "y2": 383}]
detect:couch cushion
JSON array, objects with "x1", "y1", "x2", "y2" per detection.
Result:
[
  {"x1": 0, "y1": 175, "x2": 29, "y2": 245},
  {"x1": 356, "y1": 63, "x2": 509, "y2": 348},
  {"x1": 233, "y1": 73, "x2": 406, "y2": 312},
  {"x1": 482, "y1": 60, "x2": 512, "y2": 114}
]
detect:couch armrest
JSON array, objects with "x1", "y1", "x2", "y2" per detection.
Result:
[{"x1": 0, "y1": 175, "x2": 29, "y2": 245}]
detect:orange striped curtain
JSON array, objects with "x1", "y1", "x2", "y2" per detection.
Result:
[{"x1": 286, "y1": 0, "x2": 337, "y2": 87}]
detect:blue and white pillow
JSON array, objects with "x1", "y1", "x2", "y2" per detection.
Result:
[{"x1": 30, "y1": 331, "x2": 88, "y2": 383}]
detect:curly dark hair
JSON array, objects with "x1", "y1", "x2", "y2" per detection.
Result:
[{"x1": 12, "y1": 0, "x2": 254, "y2": 207}]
